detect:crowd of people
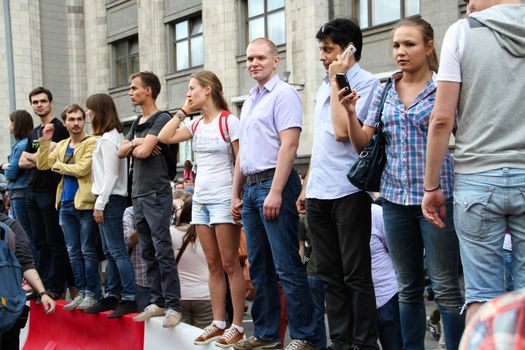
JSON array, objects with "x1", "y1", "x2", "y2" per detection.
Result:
[{"x1": 1, "y1": 1, "x2": 524, "y2": 349}]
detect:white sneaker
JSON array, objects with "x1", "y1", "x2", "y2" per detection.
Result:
[
  {"x1": 77, "y1": 295, "x2": 97, "y2": 310},
  {"x1": 162, "y1": 308, "x2": 182, "y2": 328},
  {"x1": 63, "y1": 295, "x2": 84, "y2": 311},
  {"x1": 133, "y1": 304, "x2": 165, "y2": 322}
]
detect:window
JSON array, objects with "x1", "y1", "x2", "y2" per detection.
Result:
[
  {"x1": 356, "y1": 0, "x2": 419, "y2": 28},
  {"x1": 173, "y1": 17, "x2": 204, "y2": 71},
  {"x1": 246, "y1": 0, "x2": 285, "y2": 46},
  {"x1": 113, "y1": 36, "x2": 139, "y2": 87}
]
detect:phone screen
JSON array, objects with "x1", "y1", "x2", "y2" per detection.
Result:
[{"x1": 336, "y1": 73, "x2": 351, "y2": 96}]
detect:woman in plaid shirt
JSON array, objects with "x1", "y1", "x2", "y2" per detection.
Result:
[{"x1": 337, "y1": 18, "x2": 464, "y2": 349}]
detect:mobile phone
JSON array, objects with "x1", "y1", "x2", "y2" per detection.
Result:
[
  {"x1": 336, "y1": 73, "x2": 351, "y2": 96},
  {"x1": 341, "y1": 44, "x2": 357, "y2": 60}
]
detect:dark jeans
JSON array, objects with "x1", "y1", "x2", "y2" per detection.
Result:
[
  {"x1": 307, "y1": 192, "x2": 378, "y2": 350},
  {"x1": 242, "y1": 170, "x2": 317, "y2": 344},
  {"x1": 377, "y1": 294, "x2": 403, "y2": 350},
  {"x1": 136, "y1": 285, "x2": 151, "y2": 312},
  {"x1": 26, "y1": 188, "x2": 69, "y2": 294},
  {"x1": 308, "y1": 275, "x2": 327, "y2": 349},
  {"x1": 133, "y1": 192, "x2": 181, "y2": 310},
  {"x1": 99, "y1": 195, "x2": 136, "y2": 300},
  {"x1": 382, "y1": 199, "x2": 464, "y2": 350},
  {"x1": 10, "y1": 194, "x2": 36, "y2": 260}
]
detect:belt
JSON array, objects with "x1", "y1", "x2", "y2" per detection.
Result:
[{"x1": 245, "y1": 168, "x2": 276, "y2": 185}]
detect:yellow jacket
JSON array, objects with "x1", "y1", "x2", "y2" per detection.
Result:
[{"x1": 36, "y1": 136, "x2": 97, "y2": 210}]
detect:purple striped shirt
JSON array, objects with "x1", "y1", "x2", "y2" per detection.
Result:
[{"x1": 364, "y1": 72, "x2": 454, "y2": 206}]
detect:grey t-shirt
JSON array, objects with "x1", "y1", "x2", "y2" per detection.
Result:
[{"x1": 127, "y1": 112, "x2": 172, "y2": 197}]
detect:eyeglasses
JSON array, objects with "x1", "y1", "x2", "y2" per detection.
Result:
[{"x1": 319, "y1": 24, "x2": 344, "y2": 34}]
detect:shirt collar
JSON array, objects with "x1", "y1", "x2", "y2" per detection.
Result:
[
  {"x1": 322, "y1": 62, "x2": 362, "y2": 85},
  {"x1": 249, "y1": 74, "x2": 281, "y2": 96}
]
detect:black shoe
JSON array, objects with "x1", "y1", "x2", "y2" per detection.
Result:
[
  {"x1": 107, "y1": 300, "x2": 138, "y2": 319},
  {"x1": 85, "y1": 296, "x2": 119, "y2": 314}
]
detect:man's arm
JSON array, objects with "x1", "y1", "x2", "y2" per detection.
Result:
[
  {"x1": 23, "y1": 269, "x2": 55, "y2": 313},
  {"x1": 36, "y1": 139, "x2": 59, "y2": 171},
  {"x1": 422, "y1": 81, "x2": 460, "y2": 228},
  {"x1": 51, "y1": 139, "x2": 96, "y2": 177},
  {"x1": 296, "y1": 164, "x2": 310, "y2": 214},
  {"x1": 19, "y1": 151, "x2": 37, "y2": 169},
  {"x1": 263, "y1": 127, "x2": 300, "y2": 221}
]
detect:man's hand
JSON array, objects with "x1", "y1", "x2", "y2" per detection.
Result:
[
  {"x1": 263, "y1": 190, "x2": 282, "y2": 221},
  {"x1": 231, "y1": 196, "x2": 243, "y2": 224},
  {"x1": 93, "y1": 209, "x2": 104, "y2": 224},
  {"x1": 40, "y1": 294, "x2": 56, "y2": 314},
  {"x1": 421, "y1": 190, "x2": 447, "y2": 229},
  {"x1": 42, "y1": 124, "x2": 54, "y2": 141},
  {"x1": 328, "y1": 48, "x2": 352, "y2": 80},
  {"x1": 296, "y1": 191, "x2": 306, "y2": 214}
]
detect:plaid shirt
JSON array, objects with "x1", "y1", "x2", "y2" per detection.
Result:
[
  {"x1": 123, "y1": 206, "x2": 149, "y2": 288},
  {"x1": 460, "y1": 288, "x2": 525, "y2": 350},
  {"x1": 364, "y1": 72, "x2": 454, "y2": 206}
]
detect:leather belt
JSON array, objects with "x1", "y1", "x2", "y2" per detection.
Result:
[{"x1": 245, "y1": 168, "x2": 276, "y2": 185}]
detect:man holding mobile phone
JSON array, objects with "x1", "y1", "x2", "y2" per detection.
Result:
[{"x1": 296, "y1": 18, "x2": 380, "y2": 349}]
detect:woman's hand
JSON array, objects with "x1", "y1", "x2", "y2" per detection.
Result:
[
  {"x1": 93, "y1": 209, "x2": 104, "y2": 224},
  {"x1": 337, "y1": 88, "x2": 359, "y2": 116}
]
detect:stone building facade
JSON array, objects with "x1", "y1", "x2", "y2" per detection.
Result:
[{"x1": 0, "y1": 0, "x2": 466, "y2": 162}]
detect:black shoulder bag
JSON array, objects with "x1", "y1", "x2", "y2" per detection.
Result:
[{"x1": 347, "y1": 78, "x2": 392, "y2": 192}]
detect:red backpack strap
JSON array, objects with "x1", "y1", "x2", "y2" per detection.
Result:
[
  {"x1": 192, "y1": 117, "x2": 203, "y2": 135},
  {"x1": 218, "y1": 111, "x2": 231, "y2": 142}
]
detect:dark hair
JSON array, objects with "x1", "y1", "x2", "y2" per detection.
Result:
[
  {"x1": 177, "y1": 197, "x2": 197, "y2": 246},
  {"x1": 86, "y1": 93, "x2": 123, "y2": 135},
  {"x1": 28, "y1": 87, "x2": 53, "y2": 103},
  {"x1": 393, "y1": 18, "x2": 439, "y2": 72},
  {"x1": 191, "y1": 70, "x2": 229, "y2": 112},
  {"x1": 316, "y1": 18, "x2": 363, "y2": 61},
  {"x1": 184, "y1": 160, "x2": 192, "y2": 172},
  {"x1": 129, "y1": 71, "x2": 161, "y2": 100},
  {"x1": 60, "y1": 104, "x2": 86, "y2": 122},
  {"x1": 9, "y1": 110, "x2": 34, "y2": 140}
]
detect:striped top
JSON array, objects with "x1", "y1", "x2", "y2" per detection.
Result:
[{"x1": 364, "y1": 72, "x2": 454, "y2": 206}]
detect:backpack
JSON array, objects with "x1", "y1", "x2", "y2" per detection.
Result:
[
  {"x1": 130, "y1": 111, "x2": 179, "y2": 181},
  {"x1": 192, "y1": 111, "x2": 235, "y2": 171},
  {"x1": 0, "y1": 221, "x2": 26, "y2": 333}
]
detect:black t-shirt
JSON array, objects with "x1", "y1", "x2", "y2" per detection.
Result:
[{"x1": 25, "y1": 118, "x2": 69, "y2": 192}]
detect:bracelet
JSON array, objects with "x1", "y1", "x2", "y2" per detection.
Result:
[
  {"x1": 39, "y1": 290, "x2": 53, "y2": 299},
  {"x1": 179, "y1": 108, "x2": 188, "y2": 116},
  {"x1": 175, "y1": 109, "x2": 187, "y2": 121},
  {"x1": 424, "y1": 184, "x2": 441, "y2": 193}
]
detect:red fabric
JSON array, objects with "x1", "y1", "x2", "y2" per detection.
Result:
[{"x1": 23, "y1": 300, "x2": 144, "y2": 350}]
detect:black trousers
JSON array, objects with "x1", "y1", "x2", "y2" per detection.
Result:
[{"x1": 306, "y1": 191, "x2": 378, "y2": 350}]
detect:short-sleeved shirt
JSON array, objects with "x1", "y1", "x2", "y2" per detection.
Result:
[
  {"x1": 239, "y1": 75, "x2": 302, "y2": 176},
  {"x1": 185, "y1": 113, "x2": 239, "y2": 204},
  {"x1": 306, "y1": 64, "x2": 380, "y2": 200},
  {"x1": 126, "y1": 112, "x2": 172, "y2": 197},
  {"x1": 363, "y1": 72, "x2": 454, "y2": 206},
  {"x1": 25, "y1": 117, "x2": 69, "y2": 192}
]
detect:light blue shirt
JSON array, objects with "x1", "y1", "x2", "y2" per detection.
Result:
[
  {"x1": 306, "y1": 63, "x2": 379, "y2": 199},
  {"x1": 239, "y1": 75, "x2": 302, "y2": 176}
]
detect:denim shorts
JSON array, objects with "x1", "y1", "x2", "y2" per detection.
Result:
[
  {"x1": 191, "y1": 200, "x2": 235, "y2": 226},
  {"x1": 453, "y1": 168, "x2": 525, "y2": 306}
]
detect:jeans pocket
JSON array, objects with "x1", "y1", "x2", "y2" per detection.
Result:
[
  {"x1": 453, "y1": 187, "x2": 494, "y2": 240},
  {"x1": 258, "y1": 177, "x2": 273, "y2": 190}
]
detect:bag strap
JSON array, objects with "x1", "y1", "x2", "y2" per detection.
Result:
[
  {"x1": 175, "y1": 226, "x2": 194, "y2": 264},
  {"x1": 192, "y1": 117, "x2": 203, "y2": 135},
  {"x1": 218, "y1": 111, "x2": 231, "y2": 143},
  {"x1": 374, "y1": 78, "x2": 393, "y2": 130}
]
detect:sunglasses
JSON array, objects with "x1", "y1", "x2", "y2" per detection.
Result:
[{"x1": 319, "y1": 24, "x2": 345, "y2": 34}]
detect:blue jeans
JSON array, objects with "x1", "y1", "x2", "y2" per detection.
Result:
[
  {"x1": 307, "y1": 275, "x2": 327, "y2": 349},
  {"x1": 98, "y1": 195, "x2": 136, "y2": 300},
  {"x1": 377, "y1": 294, "x2": 402, "y2": 350},
  {"x1": 503, "y1": 249, "x2": 514, "y2": 292},
  {"x1": 242, "y1": 170, "x2": 317, "y2": 344},
  {"x1": 454, "y1": 168, "x2": 525, "y2": 303},
  {"x1": 382, "y1": 199, "x2": 464, "y2": 350},
  {"x1": 59, "y1": 201, "x2": 99, "y2": 297}
]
